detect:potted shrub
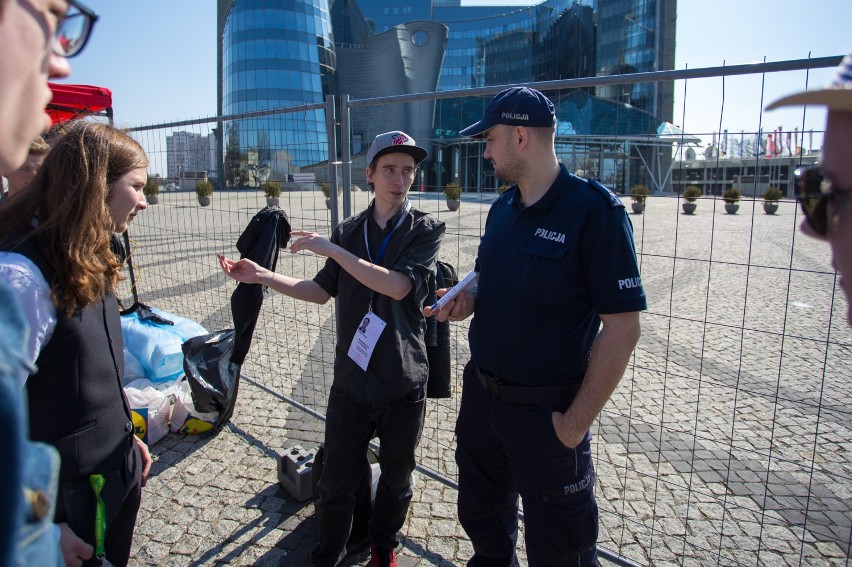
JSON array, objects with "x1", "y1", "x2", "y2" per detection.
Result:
[
  {"x1": 629, "y1": 184, "x2": 649, "y2": 214},
  {"x1": 443, "y1": 182, "x2": 461, "y2": 211},
  {"x1": 195, "y1": 180, "x2": 213, "y2": 206},
  {"x1": 143, "y1": 177, "x2": 160, "y2": 205},
  {"x1": 682, "y1": 185, "x2": 701, "y2": 214},
  {"x1": 261, "y1": 181, "x2": 281, "y2": 207},
  {"x1": 320, "y1": 183, "x2": 342, "y2": 209},
  {"x1": 762, "y1": 186, "x2": 782, "y2": 215},
  {"x1": 722, "y1": 187, "x2": 741, "y2": 214}
]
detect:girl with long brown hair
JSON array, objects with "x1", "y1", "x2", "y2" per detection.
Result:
[{"x1": 0, "y1": 121, "x2": 151, "y2": 567}]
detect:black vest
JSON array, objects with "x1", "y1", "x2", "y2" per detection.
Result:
[{"x1": 7, "y1": 238, "x2": 134, "y2": 481}]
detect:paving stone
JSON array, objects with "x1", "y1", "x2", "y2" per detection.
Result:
[{"x1": 121, "y1": 193, "x2": 850, "y2": 566}]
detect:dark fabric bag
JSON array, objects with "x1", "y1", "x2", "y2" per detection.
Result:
[
  {"x1": 231, "y1": 206, "x2": 291, "y2": 364},
  {"x1": 424, "y1": 261, "x2": 458, "y2": 398}
]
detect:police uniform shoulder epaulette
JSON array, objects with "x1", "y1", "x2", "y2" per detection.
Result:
[
  {"x1": 587, "y1": 179, "x2": 624, "y2": 209},
  {"x1": 496, "y1": 186, "x2": 516, "y2": 201}
]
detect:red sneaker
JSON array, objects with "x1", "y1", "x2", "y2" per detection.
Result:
[{"x1": 369, "y1": 545, "x2": 398, "y2": 567}]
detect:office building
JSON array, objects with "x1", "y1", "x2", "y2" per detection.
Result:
[
  {"x1": 166, "y1": 131, "x2": 218, "y2": 183},
  {"x1": 216, "y1": 0, "x2": 678, "y2": 191},
  {"x1": 217, "y1": 0, "x2": 336, "y2": 185}
]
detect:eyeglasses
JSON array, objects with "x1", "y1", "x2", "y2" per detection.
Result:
[
  {"x1": 53, "y1": 0, "x2": 98, "y2": 58},
  {"x1": 795, "y1": 166, "x2": 850, "y2": 236}
]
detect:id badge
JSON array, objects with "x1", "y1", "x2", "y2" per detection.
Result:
[{"x1": 347, "y1": 311, "x2": 387, "y2": 371}]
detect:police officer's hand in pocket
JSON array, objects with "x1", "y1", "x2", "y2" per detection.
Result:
[{"x1": 551, "y1": 411, "x2": 585, "y2": 449}]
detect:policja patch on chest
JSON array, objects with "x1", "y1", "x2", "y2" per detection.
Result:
[{"x1": 533, "y1": 227, "x2": 566, "y2": 244}]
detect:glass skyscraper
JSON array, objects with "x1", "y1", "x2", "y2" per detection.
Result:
[
  {"x1": 352, "y1": 0, "x2": 675, "y2": 121},
  {"x1": 218, "y1": 0, "x2": 335, "y2": 184},
  {"x1": 217, "y1": 0, "x2": 677, "y2": 188}
]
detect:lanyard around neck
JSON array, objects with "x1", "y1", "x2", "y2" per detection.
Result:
[{"x1": 363, "y1": 200, "x2": 411, "y2": 311}]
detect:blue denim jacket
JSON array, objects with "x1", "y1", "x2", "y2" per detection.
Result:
[{"x1": 0, "y1": 279, "x2": 62, "y2": 567}]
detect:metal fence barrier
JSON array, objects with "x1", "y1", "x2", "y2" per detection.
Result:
[{"x1": 124, "y1": 56, "x2": 850, "y2": 566}]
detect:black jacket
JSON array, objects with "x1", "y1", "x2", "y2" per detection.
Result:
[
  {"x1": 231, "y1": 206, "x2": 292, "y2": 364},
  {"x1": 7, "y1": 238, "x2": 134, "y2": 481}
]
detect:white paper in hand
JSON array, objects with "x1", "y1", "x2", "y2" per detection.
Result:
[{"x1": 430, "y1": 271, "x2": 478, "y2": 312}]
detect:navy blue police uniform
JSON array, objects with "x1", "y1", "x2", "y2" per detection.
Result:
[{"x1": 457, "y1": 164, "x2": 647, "y2": 566}]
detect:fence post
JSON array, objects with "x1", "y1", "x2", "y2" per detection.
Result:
[
  {"x1": 325, "y1": 94, "x2": 339, "y2": 231},
  {"x1": 340, "y1": 94, "x2": 353, "y2": 220}
]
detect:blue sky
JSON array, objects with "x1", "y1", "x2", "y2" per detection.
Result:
[{"x1": 60, "y1": 1, "x2": 847, "y2": 145}]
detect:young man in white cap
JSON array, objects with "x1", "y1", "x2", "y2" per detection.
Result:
[
  {"x1": 219, "y1": 131, "x2": 445, "y2": 567},
  {"x1": 767, "y1": 50, "x2": 852, "y2": 326},
  {"x1": 427, "y1": 87, "x2": 645, "y2": 566}
]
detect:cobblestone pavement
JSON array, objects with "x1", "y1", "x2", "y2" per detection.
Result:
[{"x1": 124, "y1": 190, "x2": 850, "y2": 566}]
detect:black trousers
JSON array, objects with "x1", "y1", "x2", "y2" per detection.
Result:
[
  {"x1": 456, "y1": 361, "x2": 599, "y2": 567},
  {"x1": 311, "y1": 387, "x2": 426, "y2": 567},
  {"x1": 55, "y1": 439, "x2": 143, "y2": 567}
]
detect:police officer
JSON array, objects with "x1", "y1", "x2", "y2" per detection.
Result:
[{"x1": 428, "y1": 87, "x2": 646, "y2": 566}]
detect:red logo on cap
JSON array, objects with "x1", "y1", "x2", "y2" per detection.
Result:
[{"x1": 391, "y1": 133, "x2": 408, "y2": 145}]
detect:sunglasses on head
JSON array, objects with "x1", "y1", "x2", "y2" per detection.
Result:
[
  {"x1": 795, "y1": 166, "x2": 850, "y2": 236},
  {"x1": 52, "y1": 0, "x2": 98, "y2": 58}
]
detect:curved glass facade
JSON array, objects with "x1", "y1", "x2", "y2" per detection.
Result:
[
  {"x1": 219, "y1": 0, "x2": 335, "y2": 180},
  {"x1": 596, "y1": 0, "x2": 673, "y2": 122},
  {"x1": 355, "y1": 0, "x2": 674, "y2": 121},
  {"x1": 215, "y1": 0, "x2": 676, "y2": 189},
  {"x1": 353, "y1": 1, "x2": 597, "y2": 91}
]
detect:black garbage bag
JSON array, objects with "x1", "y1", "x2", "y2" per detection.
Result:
[{"x1": 182, "y1": 329, "x2": 241, "y2": 429}]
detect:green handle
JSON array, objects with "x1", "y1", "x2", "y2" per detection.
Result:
[{"x1": 88, "y1": 474, "x2": 107, "y2": 558}]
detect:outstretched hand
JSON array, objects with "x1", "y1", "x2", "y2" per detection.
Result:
[
  {"x1": 289, "y1": 230, "x2": 338, "y2": 258},
  {"x1": 217, "y1": 254, "x2": 267, "y2": 285}
]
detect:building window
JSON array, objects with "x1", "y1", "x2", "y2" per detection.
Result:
[{"x1": 411, "y1": 30, "x2": 428, "y2": 47}]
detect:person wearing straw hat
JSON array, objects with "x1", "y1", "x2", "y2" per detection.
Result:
[
  {"x1": 219, "y1": 131, "x2": 445, "y2": 567},
  {"x1": 768, "y1": 50, "x2": 852, "y2": 324}
]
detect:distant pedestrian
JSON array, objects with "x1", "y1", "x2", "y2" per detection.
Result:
[
  {"x1": 427, "y1": 87, "x2": 646, "y2": 566},
  {"x1": 768, "y1": 50, "x2": 852, "y2": 326},
  {"x1": 3, "y1": 136, "x2": 50, "y2": 200},
  {"x1": 219, "y1": 131, "x2": 445, "y2": 567}
]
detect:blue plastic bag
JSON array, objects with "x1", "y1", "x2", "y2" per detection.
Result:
[{"x1": 120, "y1": 305, "x2": 208, "y2": 384}]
